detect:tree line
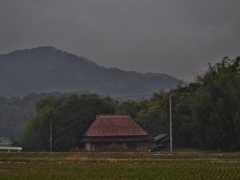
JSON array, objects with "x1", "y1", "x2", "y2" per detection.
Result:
[{"x1": 1, "y1": 57, "x2": 240, "y2": 151}]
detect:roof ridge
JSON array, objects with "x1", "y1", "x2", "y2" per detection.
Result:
[
  {"x1": 96, "y1": 114, "x2": 130, "y2": 118},
  {"x1": 84, "y1": 114, "x2": 148, "y2": 137}
]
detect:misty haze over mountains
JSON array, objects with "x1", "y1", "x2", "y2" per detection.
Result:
[{"x1": 0, "y1": 47, "x2": 185, "y2": 98}]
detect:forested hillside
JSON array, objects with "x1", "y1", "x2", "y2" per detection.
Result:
[
  {"x1": 1, "y1": 56, "x2": 239, "y2": 152},
  {"x1": 0, "y1": 46, "x2": 183, "y2": 97},
  {"x1": 20, "y1": 57, "x2": 240, "y2": 151},
  {"x1": 0, "y1": 92, "x2": 63, "y2": 139}
]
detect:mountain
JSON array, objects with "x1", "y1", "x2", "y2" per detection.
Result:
[{"x1": 0, "y1": 46, "x2": 185, "y2": 98}]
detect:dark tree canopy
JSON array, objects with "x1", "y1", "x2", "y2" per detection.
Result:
[
  {"x1": 191, "y1": 57, "x2": 240, "y2": 151},
  {"x1": 22, "y1": 94, "x2": 116, "y2": 151}
]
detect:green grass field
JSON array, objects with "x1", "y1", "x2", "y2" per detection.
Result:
[{"x1": 1, "y1": 151, "x2": 240, "y2": 179}]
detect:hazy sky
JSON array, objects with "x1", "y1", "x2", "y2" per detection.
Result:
[{"x1": 1, "y1": 0, "x2": 239, "y2": 81}]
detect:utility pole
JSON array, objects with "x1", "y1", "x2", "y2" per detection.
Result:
[
  {"x1": 50, "y1": 118, "x2": 52, "y2": 152},
  {"x1": 169, "y1": 94, "x2": 172, "y2": 153}
]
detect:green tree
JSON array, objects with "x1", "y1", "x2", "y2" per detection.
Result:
[
  {"x1": 191, "y1": 57, "x2": 240, "y2": 150},
  {"x1": 116, "y1": 100, "x2": 141, "y2": 119},
  {"x1": 169, "y1": 85, "x2": 194, "y2": 148},
  {"x1": 136, "y1": 90, "x2": 169, "y2": 136},
  {"x1": 135, "y1": 85, "x2": 194, "y2": 148},
  {"x1": 22, "y1": 93, "x2": 116, "y2": 151}
]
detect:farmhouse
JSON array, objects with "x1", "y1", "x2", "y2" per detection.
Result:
[{"x1": 82, "y1": 114, "x2": 150, "y2": 152}]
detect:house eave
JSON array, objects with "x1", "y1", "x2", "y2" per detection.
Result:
[{"x1": 82, "y1": 135, "x2": 151, "y2": 142}]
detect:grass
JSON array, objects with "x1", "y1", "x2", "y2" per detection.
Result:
[{"x1": 1, "y1": 151, "x2": 240, "y2": 179}]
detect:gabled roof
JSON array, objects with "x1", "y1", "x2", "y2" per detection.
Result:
[{"x1": 84, "y1": 114, "x2": 148, "y2": 137}]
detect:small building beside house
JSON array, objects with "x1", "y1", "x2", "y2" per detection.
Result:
[{"x1": 82, "y1": 114, "x2": 150, "y2": 152}]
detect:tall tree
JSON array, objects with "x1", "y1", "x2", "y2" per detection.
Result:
[
  {"x1": 22, "y1": 93, "x2": 116, "y2": 151},
  {"x1": 191, "y1": 57, "x2": 240, "y2": 150},
  {"x1": 136, "y1": 90, "x2": 170, "y2": 136}
]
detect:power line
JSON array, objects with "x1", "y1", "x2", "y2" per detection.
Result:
[{"x1": 112, "y1": 94, "x2": 152, "y2": 100}]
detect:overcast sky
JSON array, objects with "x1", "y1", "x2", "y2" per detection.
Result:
[{"x1": 1, "y1": 0, "x2": 239, "y2": 81}]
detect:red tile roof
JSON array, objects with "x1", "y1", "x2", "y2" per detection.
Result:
[{"x1": 84, "y1": 114, "x2": 148, "y2": 137}]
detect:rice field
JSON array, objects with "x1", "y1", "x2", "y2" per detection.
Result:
[{"x1": 1, "y1": 152, "x2": 240, "y2": 179}]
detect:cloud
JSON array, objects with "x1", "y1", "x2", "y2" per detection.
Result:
[{"x1": 0, "y1": 0, "x2": 240, "y2": 81}]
